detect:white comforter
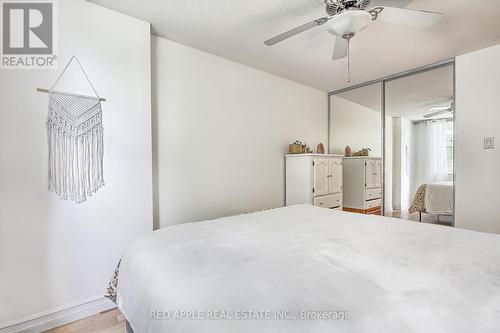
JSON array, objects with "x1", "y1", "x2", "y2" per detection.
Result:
[
  {"x1": 117, "y1": 205, "x2": 500, "y2": 333},
  {"x1": 425, "y1": 182, "x2": 454, "y2": 214}
]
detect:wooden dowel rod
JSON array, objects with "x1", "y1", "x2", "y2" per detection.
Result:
[{"x1": 36, "y1": 88, "x2": 107, "y2": 102}]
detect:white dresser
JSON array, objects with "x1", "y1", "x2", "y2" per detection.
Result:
[
  {"x1": 285, "y1": 154, "x2": 344, "y2": 210},
  {"x1": 343, "y1": 157, "x2": 383, "y2": 215}
]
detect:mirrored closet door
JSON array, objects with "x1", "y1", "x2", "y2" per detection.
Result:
[
  {"x1": 329, "y1": 62, "x2": 455, "y2": 224},
  {"x1": 329, "y1": 83, "x2": 384, "y2": 215},
  {"x1": 384, "y1": 64, "x2": 455, "y2": 225}
]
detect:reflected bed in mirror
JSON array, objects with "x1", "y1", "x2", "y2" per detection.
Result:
[{"x1": 384, "y1": 64, "x2": 455, "y2": 225}]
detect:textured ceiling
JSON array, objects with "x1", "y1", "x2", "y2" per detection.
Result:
[
  {"x1": 88, "y1": 0, "x2": 500, "y2": 92},
  {"x1": 335, "y1": 83, "x2": 382, "y2": 112},
  {"x1": 335, "y1": 64, "x2": 453, "y2": 121}
]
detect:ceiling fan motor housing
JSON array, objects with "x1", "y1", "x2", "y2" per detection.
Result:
[
  {"x1": 343, "y1": 0, "x2": 361, "y2": 9},
  {"x1": 326, "y1": 10, "x2": 373, "y2": 37},
  {"x1": 325, "y1": 0, "x2": 371, "y2": 15}
]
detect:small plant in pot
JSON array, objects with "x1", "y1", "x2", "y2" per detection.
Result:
[{"x1": 353, "y1": 148, "x2": 371, "y2": 157}]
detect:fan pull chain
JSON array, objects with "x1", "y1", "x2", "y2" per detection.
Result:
[
  {"x1": 347, "y1": 37, "x2": 351, "y2": 83},
  {"x1": 343, "y1": 32, "x2": 354, "y2": 84}
]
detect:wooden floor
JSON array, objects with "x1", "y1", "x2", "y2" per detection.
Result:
[{"x1": 43, "y1": 308, "x2": 126, "y2": 333}]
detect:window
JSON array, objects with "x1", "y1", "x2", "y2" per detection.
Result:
[{"x1": 446, "y1": 121, "x2": 454, "y2": 174}]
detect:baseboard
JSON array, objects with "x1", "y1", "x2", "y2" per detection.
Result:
[{"x1": 0, "y1": 296, "x2": 115, "y2": 333}]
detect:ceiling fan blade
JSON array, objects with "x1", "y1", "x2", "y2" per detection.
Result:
[
  {"x1": 424, "y1": 109, "x2": 452, "y2": 119},
  {"x1": 264, "y1": 17, "x2": 330, "y2": 46},
  {"x1": 332, "y1": 36, "x2": 348, "y2": 60},
  {"x1": 369, "y1": 0, "x2": 411, "y2": 9},
  {"x1": 428, "y1": 106, "x2": 450, "y2": 112},
  {"x1": 378, "y1": 6, "x2": 442, "y2": 28}
]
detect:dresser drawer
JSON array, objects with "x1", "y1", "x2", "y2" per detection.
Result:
[
  {"x1": 314, "y1": 194, "x2": 342, "y2": 209},
  {"x1": 365, "y1": 188, "x2": 382, "y2": 201},
  {"x1": 365, "y1": 198, "x2": 381, "y2": 210}
]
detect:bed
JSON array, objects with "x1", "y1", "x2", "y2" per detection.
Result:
[
  {"x1": 110, "y1": 205, "x2": 500, "y2": 333},
  {"x1": 409, "y1": 182, "x2": 454, "y2": 222}
]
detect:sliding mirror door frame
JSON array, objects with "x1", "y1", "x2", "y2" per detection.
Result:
[{"x1": 328, "y1": 59, "x2": 456, "y2": 225}]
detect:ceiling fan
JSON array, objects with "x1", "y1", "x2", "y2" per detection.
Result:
[
  {"x1": 264, "y1": 0, "x2": 442, "y2": 81},
  {"x1": 424, "y1": 101, "x2": 454, "y2": 119}
]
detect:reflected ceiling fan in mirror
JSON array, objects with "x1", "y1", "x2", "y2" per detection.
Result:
[
  {"x1": 264, "y1": 0, "x2": 442, "y2": 82},
  {"x1": 424, "y1": 101, "x2": 454, "y2": 119}
]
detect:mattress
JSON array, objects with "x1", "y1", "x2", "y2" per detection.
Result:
[
  {"x1": 116, "y1": 205, "x2": 500, "y2": 333},
  {"x1": 425, "y1": 182, "x2": 454, "y2": 214},
  {"x1": 409, "y1": 182, "x2": 454, "y2": 215}
]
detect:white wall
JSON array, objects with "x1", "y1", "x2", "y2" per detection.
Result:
[
  {"x1": 0, "y1": 0, "x2": 152, "y2": 328},
  {"x1": 392, "y1": 118, "x2": 402, "y2": 210},
  {"x1": 330, "y1": 96, "x2": 382, "y2": 157},
  {"x1": 152, "y1": 36, "x2": 327, "y2": 228},
  {"x1": 391, "y1": 117, "x2": 413, "y2": 210},
  {"x1": 384, "y1": 117, "x2": 393, "y2": 211},
  {"x1": 400, "y1": 118, "x2": 413, "y2": 209},
  {"x1": 455, "y1": 44, "x2": 500, "y2": 234}
]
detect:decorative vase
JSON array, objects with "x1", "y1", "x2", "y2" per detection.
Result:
[
  {"x1": 345, "y1": 146, "x2": 352, "y2": 157},
  {"x1": 317, "y1": 143, "x2": 325, "y2": 154}
]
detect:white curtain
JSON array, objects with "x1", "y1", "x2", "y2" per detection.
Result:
[{"x1": 413, "y1": 120, "x2": 449, "y2": 192}]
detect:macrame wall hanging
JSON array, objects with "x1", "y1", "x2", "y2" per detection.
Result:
[{"x1": 37, "y1": 56, "x2": 107, "y2": 203}]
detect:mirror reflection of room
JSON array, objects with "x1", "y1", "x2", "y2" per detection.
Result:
[
  {"x1": 330, "y1": 83, "x2": 384, "y2": 216},
  {"x1": 384, "y1": 65, "x2": 454, "y2": 225}
]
